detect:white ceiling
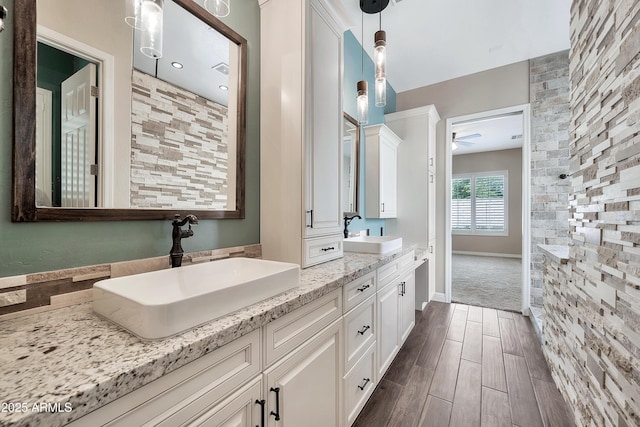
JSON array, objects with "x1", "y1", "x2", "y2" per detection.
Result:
[
  {"x1": 344, "y1": 0, "x2": 572, "y2": 92},
  {"x1": 451, "y1": 113, "x2": 523, "y2": 155}
]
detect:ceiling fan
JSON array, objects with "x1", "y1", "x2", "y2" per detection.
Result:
[{"x1": 452, "y1": 132, "x2": 481, "y2": 150}]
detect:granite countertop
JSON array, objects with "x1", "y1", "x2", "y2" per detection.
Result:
[
  {"x1": 0, "y1": 247, "x2": 415, "y2": 427},
  {"x1": 538, "y1": 244, "x2": 570, "y2": 264}
]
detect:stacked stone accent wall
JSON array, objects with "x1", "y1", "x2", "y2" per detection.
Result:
[
  {"x1": 542, "y1": 0, "x2": 640, "y2": 426},
  {"x1": 530, "y1": 51, "x2": 571, "y2": 307},
  {"x1": 130, "y1": 70, "x2": 230, "y2": 209}
]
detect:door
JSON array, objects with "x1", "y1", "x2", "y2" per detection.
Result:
[
  {"x1": 399, "y1": 270, "x2": 416, "y2": 344},
  {"x1": 377, "y1": 282, "x2": 400, "y2": 377},
  {"x1": 193, "y1": 378, "x2": 263, "y2": 427},
  {"x1": 61, "y1": 63, "x2": 97, "y2": 207},
  {"x1": 305, "y1": 4, "x2": 342, "y2": 237},
  {"x1": 264, "y1": 320, "x2": 341, "y2": 427},
  {"x1": 379, "y1": 138, "x2": 397, "y2": 217}
]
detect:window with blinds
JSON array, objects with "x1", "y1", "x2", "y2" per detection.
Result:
[{"x1": 452, "y1": 171, "x2": 508, "y2": 235}]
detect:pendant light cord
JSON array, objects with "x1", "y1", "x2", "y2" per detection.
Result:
[{"x1": 361, "y1": 10, "x2": 364, "y2": 80}]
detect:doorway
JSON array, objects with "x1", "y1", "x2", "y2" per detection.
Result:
[{"x1": 445, "y1": 105, "x2": 531, "y2": 313}]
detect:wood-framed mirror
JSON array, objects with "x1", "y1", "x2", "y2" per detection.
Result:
[
  {"x1": 342, "y1": 112, "x2": 360, "y2": 216},
  {"x1": 12, "y1": 0, "x2": 247, "y2": 221}
]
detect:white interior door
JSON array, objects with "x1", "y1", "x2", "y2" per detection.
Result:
[
  {"x1": 61, "y1": 63, "x2": 97, "y2": 207},
  {"x1": 35, "y1": 87, "x2": 53, "y2": 206}
]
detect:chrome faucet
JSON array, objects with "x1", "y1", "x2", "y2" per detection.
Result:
[
  {"x1": 343, "y1": 214, "x2": 362, "y2": 238},
  {"x1": 170, "y1": 214, "x2": 198, "y2": 268}
]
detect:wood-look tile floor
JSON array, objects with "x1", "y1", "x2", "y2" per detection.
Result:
[{"x1": 353, "y1": 302, "x2": 574, "y2": 427}]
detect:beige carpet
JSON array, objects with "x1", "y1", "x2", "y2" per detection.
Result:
[{"x1": 452, "y1": 254, "x2": 521, "y2": 311}]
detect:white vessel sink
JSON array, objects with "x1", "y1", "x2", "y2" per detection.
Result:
[
  {"x1": 343, "y1": 236, "x2": 403, "y2": 254},
  {"x1": 93, "y1": 258, "x2": 300, "y2": 339}
]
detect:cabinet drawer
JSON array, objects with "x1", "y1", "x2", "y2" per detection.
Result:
[
  {"x1": 303, "y1": 234, "x2": 344, "y2": 267},
  {"x1": 377, "y1": 259, "x2": 400, "y2": 291},
  {"x1": 264, "y1": 289, "x2": 342, "y2": 367},
  {"x1": 343, "y1": 270, "x2": 376, "y2": 313},
  {"x1": 69, "y1": 330, "x2": 261, "y2": 427},
  {"x1": 343, "y1": 343, "x2": 376, "y2": 427},
  {"x1": 344, "y1": 295, "x2": 376, "y2": 373},
  {"x1": 399, "y1": 251, "x2": 415, "y2": 273}
]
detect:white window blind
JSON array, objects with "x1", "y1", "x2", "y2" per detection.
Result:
[{"x1": 452, "y1": 172, "x2": 507, "y2": 235}]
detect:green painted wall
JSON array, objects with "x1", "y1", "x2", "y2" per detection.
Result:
[
  {"x1": 343, "y1": 30, "x2": 396, "y2": 236},
  {"x1": 0, "y1": 0, "x2": 261, "y2": 277}
]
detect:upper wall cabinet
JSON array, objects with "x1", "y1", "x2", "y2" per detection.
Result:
[
  {"x1": 364, "y1": 124, "x2": 403, "y2": 219},
  {"x1": 259, "y1": 0, "x2": 352, "y2": 267}
]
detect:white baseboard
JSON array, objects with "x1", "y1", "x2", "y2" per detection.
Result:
[
  {"x1": 431, "y1": 292, "x2": 446, "y2": 302},
  {"x1": 452, "y1": 250, "x2": 522, "y2": 259}
]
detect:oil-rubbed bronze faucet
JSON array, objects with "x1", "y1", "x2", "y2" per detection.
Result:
[
  {"x1": 343, "y1": 214, "x2": 362, "y2": 238},
  {"x1": 170, "y1": 214, "x2": 198, "y2": 268}
]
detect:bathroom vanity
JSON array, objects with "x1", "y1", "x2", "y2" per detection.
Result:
[{"x1": 0, "y1": 248, "x2": 421, "y2": 427}]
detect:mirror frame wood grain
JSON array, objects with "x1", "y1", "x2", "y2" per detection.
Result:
[
  {"x1": 343, "y1": 112, "x2": 360, "y2": 216},
  {"x1": 12, "y1": 0, "x2": 247, "y2": 221}
]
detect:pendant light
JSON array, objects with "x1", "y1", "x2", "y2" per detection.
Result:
[
  {"x1": 374, "y1": 9, "x2": 386, "y2": 107},
  {"x1": 360, "y1": 0, "x2": 390, "y2": 110},
  {"x1": 356, "y1": 8, "x2": 368, "y2": 125},
  {"x1": 204, "y1": 0, "x2": 230, "y2": 18},
  {"x1": 139, "y1": 0, "x2": 164, "y2": 59}
]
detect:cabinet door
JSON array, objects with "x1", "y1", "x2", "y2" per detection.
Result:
[
  {"x1": 399, "y1": 270, "x2": 416, "y2": 344},
  {"x1": 428, "y1": 170, "x2": 436, "y2": 242},
  {"x1": 305, "y1": 3, "x2": 342, "y2": 238},
  {"x1": 427, "y1": 239, "x2": 436, "y2": 302},
  {"x1": 379, "y1": 138, "x2": 397, "y2": 218},
  {"x1": 193, "y1": 378, "x2": 263, "y2": 427},
  {"x1": 377, "y1": 283, "x2": 400, "y2": 377},
  {"x1": 264, "y1": 320, "x2": 342, "y2": 427}
]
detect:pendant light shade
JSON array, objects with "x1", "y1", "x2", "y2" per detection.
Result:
[
  {"x1": 357, "y1": 80, "x2": 369, "y2": 125},
  {"x1": 204, "y1": 0, "x2": 230, "y2": 18},
  {"x1": 139, "y1": 0, "x2": 163, "y2": 59},
  {"x1": 374, "y1": 30, "x2": 386, "y2": 107},
  {"x1": 125, "y1": 0, "x2": 146, "y2": 30}
]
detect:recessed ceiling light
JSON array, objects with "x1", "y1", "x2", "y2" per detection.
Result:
[
  {"x1": 219, "y1": 85, "x2": 229, "y2": 91},
  {"x1": 171, "y1": 62, "x2": 183, "y2": 69}
]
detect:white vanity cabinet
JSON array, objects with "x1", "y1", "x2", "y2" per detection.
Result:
[
  {"x1": 376, "y1": 251, "x2": 416, "y2": 378},
  {"x1": 259, "y1": 0, "x2": 351, "y2": 267},
  {"x1": 364, "y1": 124, "x2": 402, "y2": 219}
]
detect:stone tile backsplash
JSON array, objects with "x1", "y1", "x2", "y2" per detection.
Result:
[
  {"x1": 130, "y1": 70, "x2": 231, "y2": 209},
  {"x1": 0, "y1": 244, "x2": 261, "y2": 320}
]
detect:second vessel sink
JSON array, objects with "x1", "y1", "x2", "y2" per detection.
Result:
[
  {"x1": 343, "y1": 236, "x2": 403, "y2": 254},
  {"x1": 93, "y1": 257, "x2": 300, "y2": 339}
]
